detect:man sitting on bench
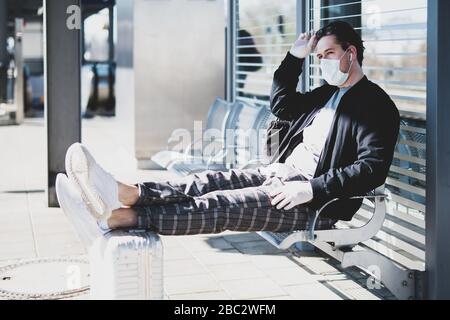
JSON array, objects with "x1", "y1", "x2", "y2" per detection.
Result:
[{"x1": 56, "y1": 21, "x2": 400, "y2": 245}]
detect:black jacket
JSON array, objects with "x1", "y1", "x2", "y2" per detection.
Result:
[{"x1": 269, "y1": 51, "x2": 400, "y2": 221}]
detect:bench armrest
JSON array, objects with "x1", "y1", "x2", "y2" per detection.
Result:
[{"x1": 308, "y1": 186, "x2": 387, "y2": 241}]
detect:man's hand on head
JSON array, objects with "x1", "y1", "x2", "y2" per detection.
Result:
[
  {"x1": 270, "y1": 181, "x2": 314, "y2": 210},
  {"x1": 289, "y1": 30, "x2": 318, "y2": 59}
]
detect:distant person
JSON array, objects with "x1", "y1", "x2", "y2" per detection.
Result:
[
  {"x1": 237, "y1": 29, "x2": 263, "y2": 90},
  {"x1": 83, "y1": 62, "x2": 116, "y2": 119},
  {"x1": 277, "y1": 15, "x2": 285, "y2": 37},
  {"x1": 83, "y1": 21, "x2": 115, "y2": 118}
]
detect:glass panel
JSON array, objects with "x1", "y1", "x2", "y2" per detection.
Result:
[{"x1": 235, "y1": 0, "x2": 297, "y2": 107}]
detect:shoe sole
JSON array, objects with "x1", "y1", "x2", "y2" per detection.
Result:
[
  {"x1": 55, "y1": 174, "x2": 102, "y2": 246},
  {"x1": 65, "y1": 143, "x2": 109, "y2": 221}
]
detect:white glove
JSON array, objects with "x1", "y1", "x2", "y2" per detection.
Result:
[
  {"x1": 289, "y1": 30, "x2": 318, "y2": 59},
  {"x1": 270, "y1": 181, "x2": 314, "y2": 210}
]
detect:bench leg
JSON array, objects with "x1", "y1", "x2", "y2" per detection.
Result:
[
  {"x1": 341, "y1": 250, "x2": 423, "y2": 300},
  {"x1": 294, "y1": 242, "x2": 316, "y2": 252}
]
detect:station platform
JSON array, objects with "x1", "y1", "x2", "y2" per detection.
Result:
[{"x1": 0, "y1": 116, "x2": 395, "y2": 300}]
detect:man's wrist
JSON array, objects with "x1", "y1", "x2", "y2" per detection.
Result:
[
  {"x1": 289, "y1": 48, "x2": 305, "y2": 59},
  {"x1": 306, "y1": 181, "x2": 314, "y2": 201},
  {"x1": 306, "y1": 181, "x2": 313, "y2": 195}
]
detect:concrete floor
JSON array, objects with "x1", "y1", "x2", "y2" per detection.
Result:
[{"x1": 0, "y1": 115, "x2": 395, "y2": 300}]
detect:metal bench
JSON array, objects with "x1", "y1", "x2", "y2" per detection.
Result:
[
  {"x1": 224, "y1": 101, "x2": 422, "y2": 300},
  {"x1": 151, "y1": 97, "x2": 234, "y2": 170},
  {"x1": 152, "y1": 98, "x2": 422, "y2": 299},
  {"x1": 257, "y1": 186, "x2": 422, "y2": 300},
  {"x1": 228, "y1": 101, "x2": 274, "y2": 170},
  {"x1": 155, "y1": 98, "x2": 274, "y2": 176},
  {"x1": 164, "y1": 99, "x2": 242, "y2": 175}
]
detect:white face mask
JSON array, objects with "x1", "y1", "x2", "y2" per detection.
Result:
[{"x1": 320, "y1": 49, "x2": 354, "y2": 86}]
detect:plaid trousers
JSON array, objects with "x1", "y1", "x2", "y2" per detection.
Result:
[{"x1": 132, "y1": 166, "x2": 337, "y2": 236}]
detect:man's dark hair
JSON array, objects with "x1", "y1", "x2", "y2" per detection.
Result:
[{"x1": 316, "y1": 21, "x2": 365, "y2": 66}]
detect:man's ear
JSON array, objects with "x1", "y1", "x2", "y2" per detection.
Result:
[{"x1": 349, "y1": 46, "x2": 357, "y2": 63}]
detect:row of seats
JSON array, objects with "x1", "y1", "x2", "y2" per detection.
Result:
[{"x1": 151, "y1": 97, "x2": 275, "y2": 175}]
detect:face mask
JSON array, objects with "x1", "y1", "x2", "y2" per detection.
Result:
[{"x1": 320, "y1": 49, "x2": 354, "y2": 86}]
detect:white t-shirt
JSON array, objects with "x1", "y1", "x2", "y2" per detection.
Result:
[{"x1": 285, "y1": 86, "x2": 352, "y2": 179}]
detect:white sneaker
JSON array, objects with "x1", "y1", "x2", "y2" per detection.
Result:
[
  {"x1": 65, "y1": 142, "x2": 122, "y2": 220},
  {"x1": 56, "y1": 174, "x2": 110, "y2": 248}
]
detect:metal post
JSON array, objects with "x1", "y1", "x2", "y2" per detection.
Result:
[
  {"x1": 296, "y1": 0, "x2": 308, "y2": 93},
  {"x1": 13, "y1": 19, "x2": 24, "y2": 124},
  {"x1": 226, "y1": 0, "x2": 236, "y2": 103},
  {"x1": 0, "y1": 0, "x2": 7, "y2": 102},
  {"x1": 44, "y1": 0, "x2": 82, "y2": 207},
  {"x1": 116, "y1": 0, "x2": 133, "y2": 68},
  {"x1": 108, "y1": 4, "x2": 115, "y2": 62},
  {"x1": 0, "y1": 0, "x2": 6, "y2": 64},
  {"x1": 426, "y1": 0, "x2": 450, "y2": 300}
]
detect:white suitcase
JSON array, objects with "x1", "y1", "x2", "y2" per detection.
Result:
[{"x1": 88, "y1": 230, "x2": 164, "y2": 300}]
